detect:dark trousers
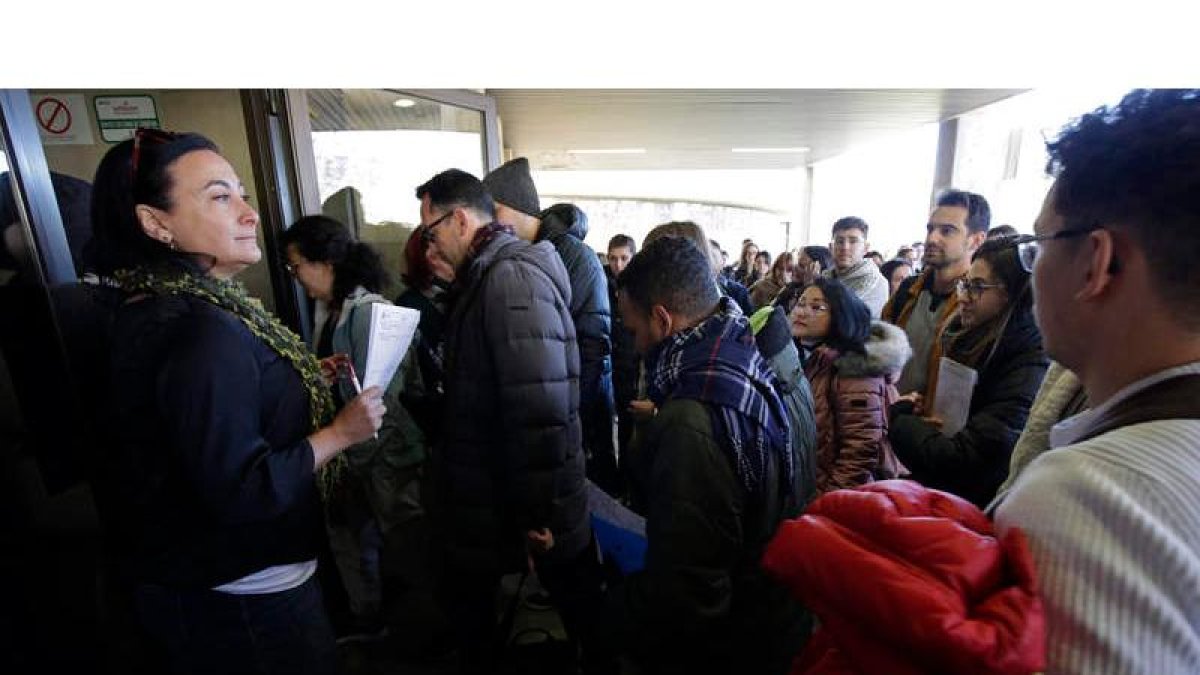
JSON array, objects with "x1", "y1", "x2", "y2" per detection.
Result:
[
  {"x1": 444, "y1": 538, "x2": 612, "y2": 674},
  {"x1": 133, "y1": 574, "x2": 338, "y2": 675},
  {"x1": 582, "y1": 372, "x2": 622, "y2": 497}
]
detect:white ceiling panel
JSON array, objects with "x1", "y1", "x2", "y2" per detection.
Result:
[{"x1": 489, "y1": 89, "x2": 1025, "y2": 170}]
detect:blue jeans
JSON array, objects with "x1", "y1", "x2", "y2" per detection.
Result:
[{"x1": 134, "y1": 574, "x2": 338, "y2": 675}]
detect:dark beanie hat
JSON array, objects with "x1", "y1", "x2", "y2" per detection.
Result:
[{"x1": 483, "y1": 157, "x2": 541, "y2": 217}]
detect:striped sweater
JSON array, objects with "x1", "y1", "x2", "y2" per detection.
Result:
[{"x1": 996, "y1": 411, "x2": 1200, "y2": 673}]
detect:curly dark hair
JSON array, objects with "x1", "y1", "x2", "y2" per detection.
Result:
[
  {"x1": 280, "y1": 215, "x2": 390, "y2": 307},
  {"x1": 618, "y1": 235, "x2": 719, "y2": 320},
  {"x1": 1045, "y1": 89, "x2": 1200, "y2": 326}
]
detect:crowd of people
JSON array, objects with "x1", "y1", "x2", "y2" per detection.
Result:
[{"x1": 78, "y1": 88, "x2": 1200, "y2": 675}]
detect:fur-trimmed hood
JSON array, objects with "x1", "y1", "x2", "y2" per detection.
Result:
[{"x1": 835, "y1": 321, "x2": 912, "y2": 379}]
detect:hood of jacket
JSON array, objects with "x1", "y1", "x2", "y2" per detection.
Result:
[
  {"x1": 462, "y1": 230, "x2": 572, "y2": 307},
  {"x1": 834, "y1": 320, "x2": 912, "y2": 379},
  {"x1": 538, "y1": 203, "x2": 589, "y2": 242},
  {"x1": 832, "y1": 258, "x2": 882, "y2": 285}
]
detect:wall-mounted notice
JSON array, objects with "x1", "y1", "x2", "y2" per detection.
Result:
[
  {"x1": 94, "y1": 95, "x2": 160, "y2": 143},
  {"x1": 33, "y1": 94, "x2": 95, "y2": 145}
]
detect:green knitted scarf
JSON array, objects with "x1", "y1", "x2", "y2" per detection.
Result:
[{"x1": 114, "y1": 266, "x2": 344, "y2": 497}]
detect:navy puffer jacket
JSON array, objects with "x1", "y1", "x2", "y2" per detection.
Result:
[{"x1": 538, "y1": 203, "x2": 612, "y2": 400}]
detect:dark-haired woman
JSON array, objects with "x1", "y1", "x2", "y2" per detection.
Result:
[
  {"x1": 394, "y1": 225, "x2": 456, "y2": 444},
  {"x1": 791, "y1": 278, "x2": 911, "y2": 494},
  {"x1": 281, "y1": 215, "x2": 427, "y2": 640},
  {"x1": 888, "y1": 236, "x2": 1048, "y2": 508},
  {"x1": 93, "y1": 129, "x2": 384, "y2": 675},
  {"x1": 796, "y1": 246, "x2": 833, "y2": 287},
  {"x1": 879, "y1": 258, "x2": 914, "y2": 298},
  {"x1": 749, "y1": 251, "x2": 794, "y2": 309}
]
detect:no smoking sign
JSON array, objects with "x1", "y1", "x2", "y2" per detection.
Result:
[{"x1": 32, "y1": 93, "x2": 94, "y2": 146}]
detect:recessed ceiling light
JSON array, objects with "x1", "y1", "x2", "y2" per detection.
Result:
[
  {"x1": 566, "y1": 148, "x2": 646, "y2": 155},
  {"x1": 393, "y1": 98, "x2": 416, "y2": 108},
  {"x1": 731, "y1": 147, "x2": 810, "y2": 153}
]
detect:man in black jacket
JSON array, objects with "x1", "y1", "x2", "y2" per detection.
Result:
[
  {"x1": 605, "y1": 234, "x2": 639, "y2": 495},
  {"x1": 417, "y1": 169, "x2": 605, "y2": 673},
  {"x1": 609, "y1": 236, "x2": 807, "y2": 675},
  {"x1": 483, "y1": 158, "x2": 620, "y2": 496}
]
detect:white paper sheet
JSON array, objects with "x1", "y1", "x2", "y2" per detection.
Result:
[
  {"x1": 361, "y1": 304, "x2": 420, "y2": 391},
  {"x1": 931, "y1": 356, "x2": 979, "y2": 436}
]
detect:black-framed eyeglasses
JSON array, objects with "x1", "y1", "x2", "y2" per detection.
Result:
[
  {"x1": 419, "y1": 209, "x2": 455, "y2": 244},
  {"x1": 1010, "y1": 225, "x2": 1101, "y2": 272},
  {"x1": 955, "y1": 277, "x2": 1006, "y2": 300},
  {"x1": 130, "y1": 127, "x2": 179, "y2": 179}
]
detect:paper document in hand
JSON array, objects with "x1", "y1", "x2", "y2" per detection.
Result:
[
  {"x1": 362, "y1": 304, "x2": 420, "y2": 390},
  {"x1": 931, "y1": 356, "x2": 978, "y2": 436}
]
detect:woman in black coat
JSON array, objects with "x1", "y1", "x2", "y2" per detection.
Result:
[
  {"x1": 888, "y1": 236, "x2": 1049, "y2": 508},
  {"x1": 91, "y1": 129, "x2": 385, "y2": 674}
]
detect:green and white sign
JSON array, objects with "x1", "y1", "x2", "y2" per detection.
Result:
[{"x1": 94, "y1": 95, "x2": 160, "y2": 142}]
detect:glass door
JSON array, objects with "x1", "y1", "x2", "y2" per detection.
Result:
[{"x1": 290, "y1": 89, "x2": 500, "y2": 300}]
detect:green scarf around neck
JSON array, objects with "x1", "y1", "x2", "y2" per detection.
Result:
[{"x1": 114, "y1": 266, "x2": 344, "y2": 497}]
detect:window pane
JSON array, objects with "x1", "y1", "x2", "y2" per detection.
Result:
[{"x1": 306, "y1": 89, "x2": 487, "y2": 298}]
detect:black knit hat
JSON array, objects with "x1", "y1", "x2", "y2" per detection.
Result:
[{"x1": 482, "y1": 157, "x2": 541, "y2": 217}]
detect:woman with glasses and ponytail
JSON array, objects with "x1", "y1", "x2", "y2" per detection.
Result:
[
  {"x1": 888, "y1": 235, "x2": 1050, "y2": 508},
  {"x1": 787, "y1": 277, "x2": 912, "y2": 494},
  {"x1": 281, "y1": 215, "x2": 429, "y2": 644},
  {"x1": 91, "y1": 128, "x2": 385, "y2": 674}
]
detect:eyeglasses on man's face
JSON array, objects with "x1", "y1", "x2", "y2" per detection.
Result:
[
  {"x1": 420, "y1": 209, "x2": 455, "y2": 244},
  {"x1": 1010, "y1": 225, "x2": 1102, "y2": 272},
  {"x1": 955, "y1": 277, "x2": 1005, "y2": 300}
]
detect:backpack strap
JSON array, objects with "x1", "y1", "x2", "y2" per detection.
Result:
[{"x1": 1074, "y1": 373, "x2": 1200, "y2": 444}]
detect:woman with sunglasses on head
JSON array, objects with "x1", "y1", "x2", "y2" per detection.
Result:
[
  {"x1": 91, "y1": 129, "x2": 384, "y2": 675},
  {"x1": 788, "y1": 278, "x2": 912, "y2": 494},
  {"x1": 888, "y1": 236, "x2": 1049, "y2": 509},
  {"x1": 280, "y1": 215, "x2": 429, "y2": 644}
]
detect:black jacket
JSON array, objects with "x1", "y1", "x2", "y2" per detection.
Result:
[
  {"x1": 438, "y1": 231, "x2": 590, "y2": 574},
  {"x1": 718, "y1": 275, "x2": 754, "y2": 316},
  {"x1": 606, "y1": 266, "x2": 640, "y2": 409},
  {"x1": 538, "y1": 204, "x2": 612, "y2": 401},
  {"x1": 889, "y1": 307, "x2": 1049, "y2": 508},
  {"x1": 616, "y1": 398, "x2": 806, "y2": 674},
  {"x1": 107, "y1": 293, "x2": 324, "y2": 588},
  {"x1": 394, "y1": 282, "x2": 448, "y2": 444}
]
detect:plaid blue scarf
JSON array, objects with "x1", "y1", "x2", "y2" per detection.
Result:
[{"x1": 645, "y1": 297, "x2": 793, "y2": 494}]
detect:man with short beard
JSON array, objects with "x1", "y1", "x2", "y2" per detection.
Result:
[{"x1": 882, "y1": 190, "x2": 990, "y2": 401}]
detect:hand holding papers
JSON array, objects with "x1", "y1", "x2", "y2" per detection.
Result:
[
  {"x1": 931, "y1": 357, "x2": 978, "y2": 436},
  {"x1": 361, "y1": 304, "x2": 420, "y2": 391}
]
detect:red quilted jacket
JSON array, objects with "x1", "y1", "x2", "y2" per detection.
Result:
[{"x1": 762, "y1": 480, "x2": 1045, "y2": 675}]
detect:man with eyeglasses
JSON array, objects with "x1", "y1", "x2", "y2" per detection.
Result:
[
  {"x1": 992, "y1": 89, "x2": 1200, "y2": 674},
  {"x1": 414, "y1": 169, "x2": 609, "y2": 673},
  {"x1": 883, "y1": 189, "x2": 991, "y2": 403},
  {"x1": 823, "y1": 216, "x2": 889, "y2": 318}
]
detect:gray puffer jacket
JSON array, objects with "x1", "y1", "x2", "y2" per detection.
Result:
[{"x1": 438, "y1": 230, "x2": 589, "y2": 574}]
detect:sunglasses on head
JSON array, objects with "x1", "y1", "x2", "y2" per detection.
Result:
[{"x1": 130, "y1": 127, "x2": 180, "y2": 180}]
